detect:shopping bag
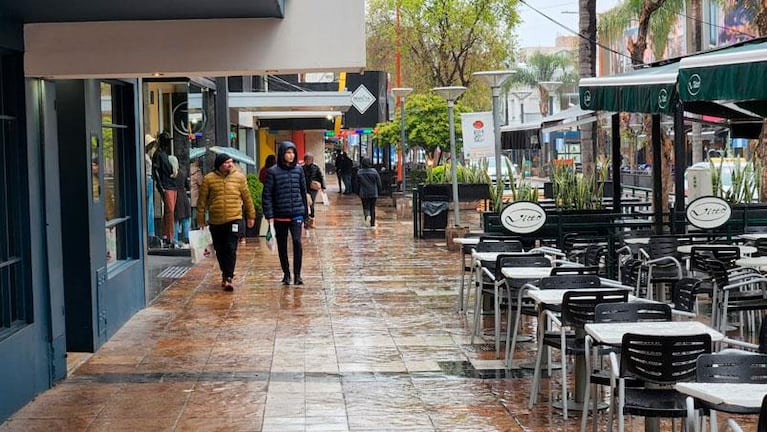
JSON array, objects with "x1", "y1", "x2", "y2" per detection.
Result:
[
  {"x1": 189, "y1": 226, "x2": 215, "y2": 264},
  {"x1": 265, "y1": 221, "x2": 276, "y2": 251},
  {"x1": 310, "y1": 180, "x2": 322, "y2": 191},
  {"x1": 320, "y1": 190, "x2": 329, "y2": 206}
]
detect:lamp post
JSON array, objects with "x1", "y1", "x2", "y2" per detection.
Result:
[
  {"x1": 510, "y1": 89, "x2": 533, "y2": 124},
  {"x1": 473, "y1": 71, "x2": 516, "y2": 188},
  {"x1": 433, "y1": 86, "x2": 467, "y2": 226},
  {"x1": 392, "y1": 87, "x2": 413, "y2": 193}
]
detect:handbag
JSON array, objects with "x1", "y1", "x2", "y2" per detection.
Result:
[
  {"x1": 188, "y1": 226, "x2": 215, "y2": 264},
  {"x1": 310, "y1": 180, "x2": 322, "y2": 191}
]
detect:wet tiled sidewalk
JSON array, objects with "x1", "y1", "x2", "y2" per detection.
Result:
[{"x1": 1, "y1": 186, "x2": 758, "y2": 431}]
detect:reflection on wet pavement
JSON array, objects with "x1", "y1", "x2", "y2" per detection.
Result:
[{"x1": 0, "y1": 183, "x2": 758, "y2": 431}]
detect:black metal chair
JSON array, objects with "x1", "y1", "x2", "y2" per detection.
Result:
[
  {"x1": 686, "y1": 353, "x2": 767, "y2": 432},
  {"x1": 462, "y1": 239, "x2": 525, "y2": 312},
  {"x1": 529, "y1": 289, "x2": 629, "y2": 419},
  {"x1": 471, "y1": 253, "x2": 548, "y2": 357},
  {"x1": 671, "y1": 277, "x2": 703, "y2": 317},
  {"x1": 610, "y1": 333, "x2": 712, "y2": 432},
  {"x1": 721, "y1": 316, "x2": 767, "y2": 354},
  {"x1": 580, "y1": 302, "x2": 672, "y2": 432},
  {"x1": 550, "y1": 266, "x2": 600, "y2": 276},
  {"x1": 723, "y1": 394, "x2": 767, "y2": 432},
  {"x1": 506, "y1": 274, "x2": 602, "y2": 369},
  {"x1": 707, "y1": 258, "x2": 767, "y2": 333},
  {"x1": 639, "y1": 235, "x2": 685, "y2": 301}
]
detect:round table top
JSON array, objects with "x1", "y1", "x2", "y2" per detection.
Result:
[
  {"x1": 735, "y1": 257, "x2": 767, "y2": 269},
  {"x1": 676, "y1": 244, "x2": 757, "y2": 255}
]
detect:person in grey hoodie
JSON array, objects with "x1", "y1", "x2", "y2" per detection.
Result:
[{"x1": 355, "y1": 158, "x2": 382, "y2": 227}]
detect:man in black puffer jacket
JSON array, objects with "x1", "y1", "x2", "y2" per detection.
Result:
[{"x1": 262, "y1": 141, "x2": 308, "y2": 285}]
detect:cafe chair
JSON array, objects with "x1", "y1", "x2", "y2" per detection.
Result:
[
  {"x1": 638, "y1": 235, "x2": 685, "y2": 301},
  {"x1": 720, "y1": 316, "x2": 767, "y2": 354},
  {"x1": 671, "y1": 278, "x2": 704, "y2": 318},
  {"x1": 506, "y1": 274, "x2": 602, "y2": 369},
  {"x1": 462, "y1": 239, "x2": 524, "y2": 312},
  {"x1": 580, "y1": 302, "x2": 672, "y2": 432},
  {"x1": 722, "y1": 394, "x2": 767, "y2": 432},
  {"x1": 550, "y1": 266, "x2": 600, "y2": 276},
  {"x1": 609, "y1": 333, "x2": 712, "y2": 432},
  {"x1": 686, "y1": 353, "x2": 767, "y2": 432},
  {"x1": 471, "y1": 253, "x2": 547, "y2": 358},
  {"x1": 529, "y1": 289, "x2": 628, "y2": 419},
  {"x1": 707, "y1": 258, "x2": 767, "y2": 334}
]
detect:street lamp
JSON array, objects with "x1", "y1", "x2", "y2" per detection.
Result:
[
  {"x1": 433, "y1": 86, "x2": 467, "y2": 226},
  {"x1": 538, "y1": 81, "x2": 562, "y2": 117},
  {"x1": 473, "y1": 70, "x2": 516, "y2": 189},
  {"x1": 510, "y1": 89, "x2": 533, "y2": 124},
  {"x1": 392, "y1": 87, "x2": 413, "y2": 193}
]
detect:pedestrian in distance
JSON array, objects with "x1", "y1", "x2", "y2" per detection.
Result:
[
  {"x1": 302, "y1": 152, "x2": 325, "y2": 228},
  {"x1": 334, "y1": 151, "x2": 345, "y2": 193},
  {"x1": 356, "y1": 158, "x2": 382, "y2": 228},
  {"x1": 197, "y1": 154, "x2": 255, "y2": 291},
  {"x1": 152, "y1": 132, "x2": 177, "y2": 244},
  {"x1": 259, "y1": 154, "x2": 276, "y2": 183},
  {"x1": 339, "y1": 152, "x2": 354, "y2": 194},
  {"x1": 263, "y1": 141, "x2": 308, "y2": 286}
]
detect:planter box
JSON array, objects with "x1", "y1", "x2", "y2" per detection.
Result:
[{"x1": 420, "y1": 183, "x2": 490, "y2": 202}]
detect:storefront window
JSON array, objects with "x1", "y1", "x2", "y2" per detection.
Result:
[{"x1": 101, "y1": 82, "x2": 130, "y2": 265}]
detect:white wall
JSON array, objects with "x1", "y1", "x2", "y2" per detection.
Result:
[{"x1": 24, "y1": 0, "x2": 365, "y2": 78}]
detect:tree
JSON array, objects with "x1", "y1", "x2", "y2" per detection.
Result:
[
  {"x1": 366, "y1": 0, "x2": 520, "y2": 108},
  {"x1": 579, "y1": 0, "x2": 597, "y2": 177},
  {"x1": 510, "y1": 51, "x2": 573, "y2": 118},
  {"x1": 375, "y1": 93, "x2": 468, "y2": 157}
]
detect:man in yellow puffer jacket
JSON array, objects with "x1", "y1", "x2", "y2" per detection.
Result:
[{"x1": 197, "y1": 153, "x2": 255, "y2": 291}]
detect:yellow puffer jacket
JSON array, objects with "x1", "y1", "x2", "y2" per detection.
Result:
[{"x1": 197, "y1": 169, "x2": 255, "y2": 226}]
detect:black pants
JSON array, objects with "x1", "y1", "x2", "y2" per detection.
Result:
[
  {"x1": 275, "y1": 219, "x2": 303, "y2": 277},
  {"x1": 308, "y1": 189, "x2": 318, "y2": 219},
  {"x1": 361, "y1": 197, "x2": 377, "y2": 226},
  {"x1": 209, "y1": 220, "x2": 240, "y2": 280}
]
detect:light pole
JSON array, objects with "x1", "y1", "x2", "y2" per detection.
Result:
[
  {"x1": 510, "y1": 89, "x2": 532, "y2": 124},
  {"x1": 433, "y1": 86, "x2": 467, "y2": 226},
  {"x1": 392, "y1": 87, "x2": 413, "y2": 193},
  {"x1": 473, "y1": 71, "x2": 516, "y2": 187},
  {"x1": 538, "y1": 81, "x2": 562, "y2": 165}
]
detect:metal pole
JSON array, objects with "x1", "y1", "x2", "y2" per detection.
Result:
[
  {"x1": 400, "y1": 98, "x2": 407, "y2": 193},
  {"x1": 448, "y1": 100, "x2": 460, "y2": 226},
  {"x1": 492, "y1": 86, "x2": 503, "y2": 188}
]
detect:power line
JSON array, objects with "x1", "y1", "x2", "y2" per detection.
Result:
[
  {"x1": 675, "y1": 11, "x2": 756, "y2": 40},
  {"x1": 517, "y1": 0, "x2": 634, "y2": 62}
]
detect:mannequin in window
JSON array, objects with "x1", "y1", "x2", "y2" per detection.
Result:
[{"x1": 152, "y1": 132, "x2": 177, "y2": 244}]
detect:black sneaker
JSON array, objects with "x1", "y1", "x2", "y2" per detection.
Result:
[
  {"x1": 294, "y1": 276, "x2": 304, "y2": 285},
  {"x1": 223, "y1": 278, "x2": 234, "y2": 291},
  {"x1": 281, "y1": 274, "x2": 291, "y2": 285}
]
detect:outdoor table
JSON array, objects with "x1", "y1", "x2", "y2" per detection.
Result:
[
  {"x1": 735, "y1": 256, "x2": 767, "y2": 271},
  {"x1": 623, "y1": 237, "x2": 650, "y2": 245},
  {"x1": 675, "y1": 382, "x2": 767, "y2": 411},
  {"x1": 454, "y1": 237, "x2": 480, "y2": 311},
  {"x1": 741, "y1": 233, "x2": 767, "y2": 241},
  {"x1": 584, "y1": 321, "x2": 724, "y2": 432},
  {"x1": 676, "y1": 244, "x2": 757, "y2": 256}
]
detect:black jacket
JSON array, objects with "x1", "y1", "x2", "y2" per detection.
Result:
[
  {"x1": 262, "y1": 141, "x2": 308, "y2": 219},
  {"x1": 303, "y1": 163, "x2": 325, "y2": 190},
  {"x1": 356, "y1": 163, "x2": 382, "y2": 199}
]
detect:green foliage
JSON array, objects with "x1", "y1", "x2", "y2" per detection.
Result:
[
  {"x1": 425, "y1": 162, "x2": 486, "y2": 184},
  {"x1": 549, "y1": 159, "x2": 606, "y2": 210},
  {"x1": 708, "y1": 160, "x2": 761, "y2": 205},
  {"x1": 375, "y1": 93, "x2": 469, "y2": 155},
  {"x1": 487, "y1": 157, "x2": 537, "y2": 213},
  {"x1": 246, "y1": 174, "x2": 263, "y2": 214}
]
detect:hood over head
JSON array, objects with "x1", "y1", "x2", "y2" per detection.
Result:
[
  {"x1": 277, "y1": 141, "x2": 298, "y2": 169},
  {"x1": 361, "y1": 158, "x2": 372, "y2": 168}
]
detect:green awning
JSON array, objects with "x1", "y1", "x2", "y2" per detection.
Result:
[
  {"x1": 209, "y1": 146, "x2": 256, "y2": 166},
  {"x1": 679, "y1": 38, "x2": 767, "y2": 105},
  {"x1": 579, "y1": 61, "x2": 679, "y2": 114}
]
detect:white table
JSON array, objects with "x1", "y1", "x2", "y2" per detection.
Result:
[
  {"x1": 500, "y1": 267, "x2": 553, "y2": 281},
  {"x1": 735, "y1": 256, "x2": 767, "y2": 270},
  {"x1": 675, "y1": 382, "x2": 767, "y2": 410},
  {"x1": 741, "y1": 233, "x2": 767, "y2": 241},
  {"x1": 453, "y1": 237, "x2": 480, "y2": 246},
  {"x1": 676, "y1": 244, "x2": 757, "y2": 256},
  {"x1": 623, "y1": 237, "x2": 650, "y2": 245},
  {"x1": 584, "y1": 320, "x2": 724, "y2": 346}
]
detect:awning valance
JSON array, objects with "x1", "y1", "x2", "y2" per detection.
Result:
[{"x1": 579, "y1": 61, "x2": 679, "y2": 114}]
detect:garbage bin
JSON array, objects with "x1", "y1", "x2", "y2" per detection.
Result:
[{"x1": 421, "y1": 194, "x2": 449, "y2": 238}]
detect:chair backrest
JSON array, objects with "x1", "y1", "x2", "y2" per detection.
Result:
[
  {"x1": 550, "y1": 266, "x2": 600, "y2": 276},
  {"x1": 672, "y1": 278, "x2": 702, "y2": 313},
  {"x1": 538, "y1": 274, "x2": 601, "y2": 290},
  {"x1": 648, "y1": 235, "x2": 679, "y2": 259},
  {"x1": 705, "y1": 258, "x2": 729, "y2": 288},
  {"x1": 711, "y1": 246, "x2": 741, "y2": 268},
  {"x1": 475, "y1": 239, "x2": 524, "y2": 253},
  {"x1": 620, "y1": 333, "x2": 712, "y2": 384},
  {"x1": 494, "y1": 253, "x2": 550, "y2": 279},
  {"x1": 689, "y1": 247, "x2": 716, "y2": 274},
  {"x1": 696, "y1": 353, "x2": 767, "y2": 383},
  {"x1": 561, "y1": 289, "x2": 629, "y2": 329},
  {"x1": 756, "y1": 238, "x2": 767, "y2": 258},
  {"x1": 583, "y1": 244, "x2": 605, "y2": 267},
  {"x1": 594, "y1": 302, "x2": 672, "y2": 323}
]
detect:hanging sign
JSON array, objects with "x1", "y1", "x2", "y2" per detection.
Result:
[
  {"x1": 500, "y1": 201, "x2": 547, "y2": 234},
  {"x1": 460, "y1": 112, "x2": 494, "y2": 159},
  {"x1": 686, "y1": 196, "x2": 731, "y2": 230}
]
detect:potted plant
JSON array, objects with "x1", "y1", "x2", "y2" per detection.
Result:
[{"x1": 246, "y1": 173, "x2": 264, "y2": 237}]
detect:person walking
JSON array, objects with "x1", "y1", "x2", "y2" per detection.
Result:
[
  {"x1": 302, "y1": 152, "x2": 325, "y2": 228},
  {"x1": 152, "y1": 132, "x2": 177, "y2": 244},
  {"x1": 356, "y1": 158, "x2": 382, "y2": 228},
  {"x1": 263, "y1": 141, "x2": 308, "y2": 286},
  {"x1": 259, "y1": 154, "x2": 276, "y2": 183},
  {"x1": 339, "y1": 152, "x2": 354, "y2": 194},
  {"x1": 197, "y1": 153, "x2": 255, "y2": 291},
  {"x1": 334, "y1": 151, "x2": 344, "y2": 193}
]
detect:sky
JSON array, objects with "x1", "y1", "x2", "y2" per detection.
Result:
[{"x1": 516, "y1": 0, "x2": 621, "y2": 48}]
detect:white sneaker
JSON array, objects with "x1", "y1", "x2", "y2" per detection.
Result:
[{"x1": 364, "y1": 215, "x2": 371, "y2": 226}]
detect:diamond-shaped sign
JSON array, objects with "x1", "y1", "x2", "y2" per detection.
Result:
[{"x1": 351, "y1": 85, "x2": 376, "y2": 114}]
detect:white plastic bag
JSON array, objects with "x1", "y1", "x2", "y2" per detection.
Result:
[
  {"x1": 189, "y1": 226, "x2": 214, "y2": 264},
  {"x1": 265, "y1": 221, "x2": 276, "y2": 251},
  {"x1": 320, "y1": 190, "x2": 329, "y2": 206}
]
